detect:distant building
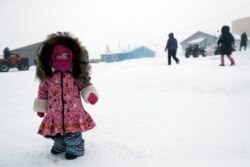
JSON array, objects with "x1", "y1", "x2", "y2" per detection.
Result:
[
  {"x1": 101, "y1": 46, "x2": 155, "y2": 63},
  {"x1": 10, "y1": 42, "x2": 42, "y2": 66},
  {"x1": 180, "y1": 31, "x2": 219, "y2": 51},
  {"x1": 232, "y1": 17, "x2": 250, "y2": 36}
]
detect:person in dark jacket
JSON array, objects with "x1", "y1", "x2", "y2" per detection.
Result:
[
  {"x1": 3, "y1": 47, "x2": 14, "y2": 59},
  {"x1": 165, "y1": 33, "x2": 180, "y2": 65},
  {"x1": 239, "y1": 32, "x2": 248, "y2": 51},
  {"x1": 217, "y1": 25, "x2": 235, "y2": 66}
]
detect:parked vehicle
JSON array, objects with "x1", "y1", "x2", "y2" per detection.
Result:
[
  {"x1": 0, "y1": 54, "x2": 29, "y2": 72},
  {"x1": 185, "y1": 44, "x2": 207, "y2": 58}
]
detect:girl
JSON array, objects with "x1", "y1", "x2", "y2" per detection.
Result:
[
  {"x1": 33, "y1": 32, "x2": 98, "y2": 160},
  {"x1": 217, "y1": 25, "x2": 235, "y2": 66}
]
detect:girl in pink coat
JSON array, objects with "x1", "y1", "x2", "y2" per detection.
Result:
[{"x1": 33, "y1": 32, "x2": 98, "y2": 160}]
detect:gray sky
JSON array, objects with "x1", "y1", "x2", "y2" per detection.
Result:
[{"x1": 0, "y1": 0, "x2": 250, "y2": 58}]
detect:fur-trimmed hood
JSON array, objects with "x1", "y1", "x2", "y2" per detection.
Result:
[{"x1": 35, "y1": 32, "x2": 91, "y2": 84}]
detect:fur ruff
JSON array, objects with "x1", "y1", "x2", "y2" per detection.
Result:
[
  {"x1": 81, "y1": 85, "x2": 98, "y2": 103},
  {"x1": 35, "y1": 32, "x2": 91, "y2": 84},
  {"x1": 33, "y1": 98, "x2": 48, "y2": 112}
]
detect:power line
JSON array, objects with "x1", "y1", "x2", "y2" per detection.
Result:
[{"x1": 176, "y1": 3, "x2": 250, "y2": 33}]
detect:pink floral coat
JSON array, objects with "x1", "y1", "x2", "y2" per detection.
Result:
[{"x1": 35, "y1": 71, "x2": 96, "y2": 136}]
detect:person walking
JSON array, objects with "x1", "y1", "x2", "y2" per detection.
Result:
[
  {"x1": 165, "y1": 33, "x2": 180, "y2": 65},
  {"x1": 239, "y1": 32, "x2": 248, "y2": 51},
  {"x1": 217, "y1": 25, "x2": 235, "y2": 66}
]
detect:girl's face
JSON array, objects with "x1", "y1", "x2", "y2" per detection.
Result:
[
  {"x1": 55, "y1": 52, "x2": 70, "y2": 60},
  {"x1": 51, "y1": 44, "x2": 73, "y2": 72}
]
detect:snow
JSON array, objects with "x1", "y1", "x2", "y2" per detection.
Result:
[{"x1": 1, "y1": 49, "x2": 250, "y2": 167}]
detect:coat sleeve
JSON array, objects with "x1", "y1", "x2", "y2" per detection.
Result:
[
  {"x1": 79, "y1": 82, "x2": 98, "y2": 103},
  {"x1": 231, "y1": 34, "x2": 235, "y2": 45},
  {"x1": 33, "y1": 81, "x2": 48, "y2": 113}
]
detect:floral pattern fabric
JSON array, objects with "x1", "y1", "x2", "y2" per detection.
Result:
[{"x1": 37, "y1": 71, "x2": 96, "y2": 136}]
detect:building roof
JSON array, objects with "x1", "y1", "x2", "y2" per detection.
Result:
[
  {"x1": 180, "y1": 31, "x2": 214, "y2": 44},
  {"x1": 188, "y1": 38, "x2": 206, "y2": 44},
  {"x1": 11, "y1": 42, "x2": 43, "y2": 51},
  {"x1": 181, "y1": 31, "x2": 241, "y2": 45},
  {"x1": 101, "y1": 46, "x2": 154, "y2": 56}
]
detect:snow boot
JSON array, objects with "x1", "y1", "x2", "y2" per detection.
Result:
[
  {"x1": 65, "y1": 153, "x2": 78, "y2": 160},
  {"x1": 51, "y1": 135, "x2": 66, "y2": 155},
  {"x1": 51, "y1": 148, "x2": 65, "y2": 155},
  {"x1": 219, "y1": 58, "x2": 225, "y2": 66},
  {"x1": 64, "y1": 133, "x2": 85, "y2": 160},
  {"x1": 230, "y1": 57, "x2": 235, "y2": 66}
]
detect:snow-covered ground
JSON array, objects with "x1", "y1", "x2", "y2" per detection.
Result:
[{"x1": 1, "y1": 50, "x2": 250, "y2": 167}]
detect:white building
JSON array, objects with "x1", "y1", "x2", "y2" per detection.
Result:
[{"x1": 232, "y1": 17, "x2": 250, "y2": 36}]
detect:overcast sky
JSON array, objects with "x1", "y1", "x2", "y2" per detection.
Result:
[{"x1": 0, "y1": 0, "x2": 249, "y2": 58}]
